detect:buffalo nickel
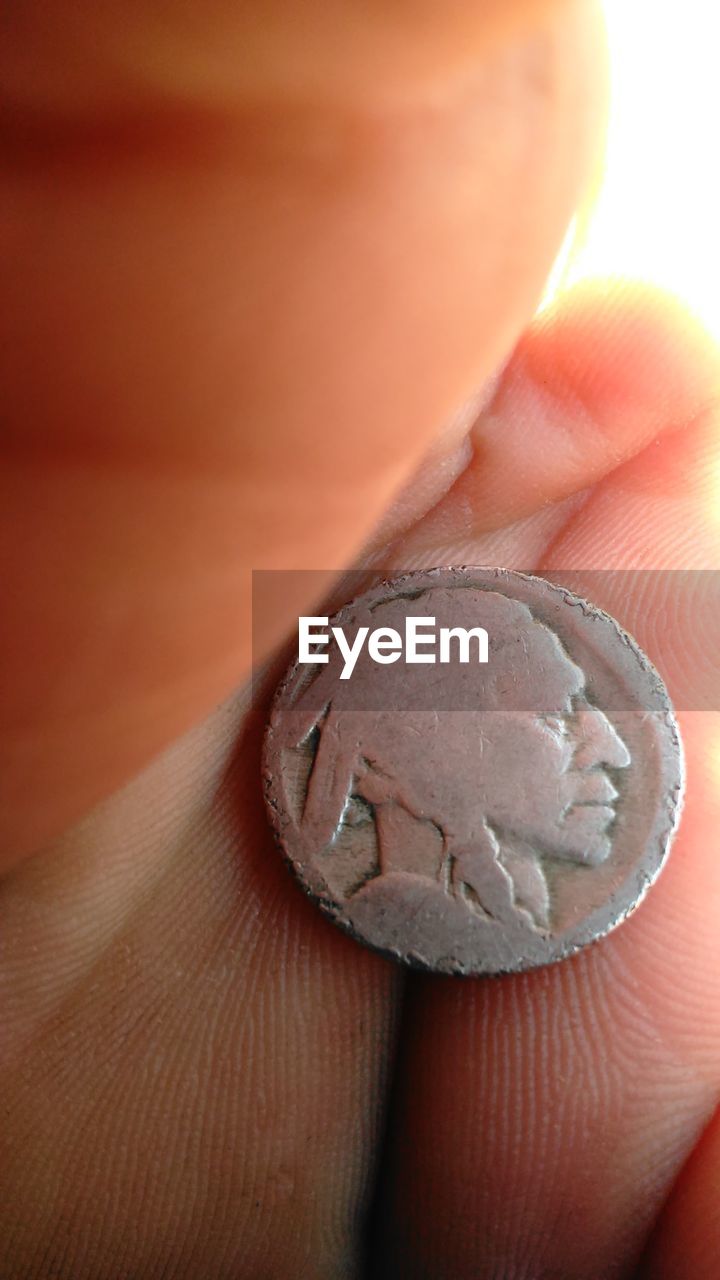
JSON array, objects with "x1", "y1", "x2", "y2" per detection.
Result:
[{"x1": 262, "y1": 568, "x2": 684, "y2": 976}]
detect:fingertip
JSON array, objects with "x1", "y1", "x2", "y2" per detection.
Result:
[{"x1": 528, "y1": 279, "x2": 720, "y2": 439}]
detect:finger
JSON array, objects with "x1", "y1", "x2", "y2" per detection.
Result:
[
  {"x1": 4, "y1": 0, "x2": 590, "y2": 119},
  {"x1": 641, "y1": 1100, "x2": 720, "y2": 1278},
  {"x1": 0, "y1": 684, "x2": 402, "y2": 1278},
  {"x1": 0, "y1": 0, "x2": 605, "y2": 865},
  {"x1": 379, "y1": 280, "x2": 720, "y2": 564},
  {"x1": 370, "y1": 301, "x2": 720, "y2": 1278}
]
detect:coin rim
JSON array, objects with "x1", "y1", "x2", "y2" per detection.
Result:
[{"x1": 261, "y1": 566, "x2": 686, "y2": 977}]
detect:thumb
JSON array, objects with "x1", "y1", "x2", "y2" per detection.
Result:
[{"x1": 0, "y1": 0, "x2": 606, "y2": 862}]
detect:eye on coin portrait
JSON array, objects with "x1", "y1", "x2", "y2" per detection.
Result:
[{"x1": 262, "y1": 568, "x2": 684, "y2": 976}]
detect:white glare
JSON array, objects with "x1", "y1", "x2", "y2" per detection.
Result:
[{"x1": 548, "y1": 0, "x2": 720, "y2": 340}]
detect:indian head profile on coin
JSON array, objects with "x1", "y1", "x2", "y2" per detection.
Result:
[{"x1": 262, "y1": 568, "x2": 684, "y2": 975}]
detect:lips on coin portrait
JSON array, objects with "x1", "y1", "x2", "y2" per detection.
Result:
[{"x1": 262, "y1": 568, "x2": 684, "y2": 976}]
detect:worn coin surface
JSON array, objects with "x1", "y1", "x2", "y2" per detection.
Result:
[{"x1": 262, "y1": 568, "x2": 684, "y2": 975}]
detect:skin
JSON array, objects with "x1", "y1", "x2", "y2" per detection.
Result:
[{"x1": 1, "y1": 1, "x2": 719, "y2": 1277}]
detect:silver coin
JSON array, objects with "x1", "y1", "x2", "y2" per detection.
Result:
[{"x1": 262, "y1": 568, "x2": 684, "y2": 976}]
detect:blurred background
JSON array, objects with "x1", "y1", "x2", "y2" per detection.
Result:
[{"x1": 546, "y1": 0, "x2": 720, "y2": 339}]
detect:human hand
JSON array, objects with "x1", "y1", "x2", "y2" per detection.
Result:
[{"x1": 2, "y1": 1, "x2": 719, "y2": 1276}]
